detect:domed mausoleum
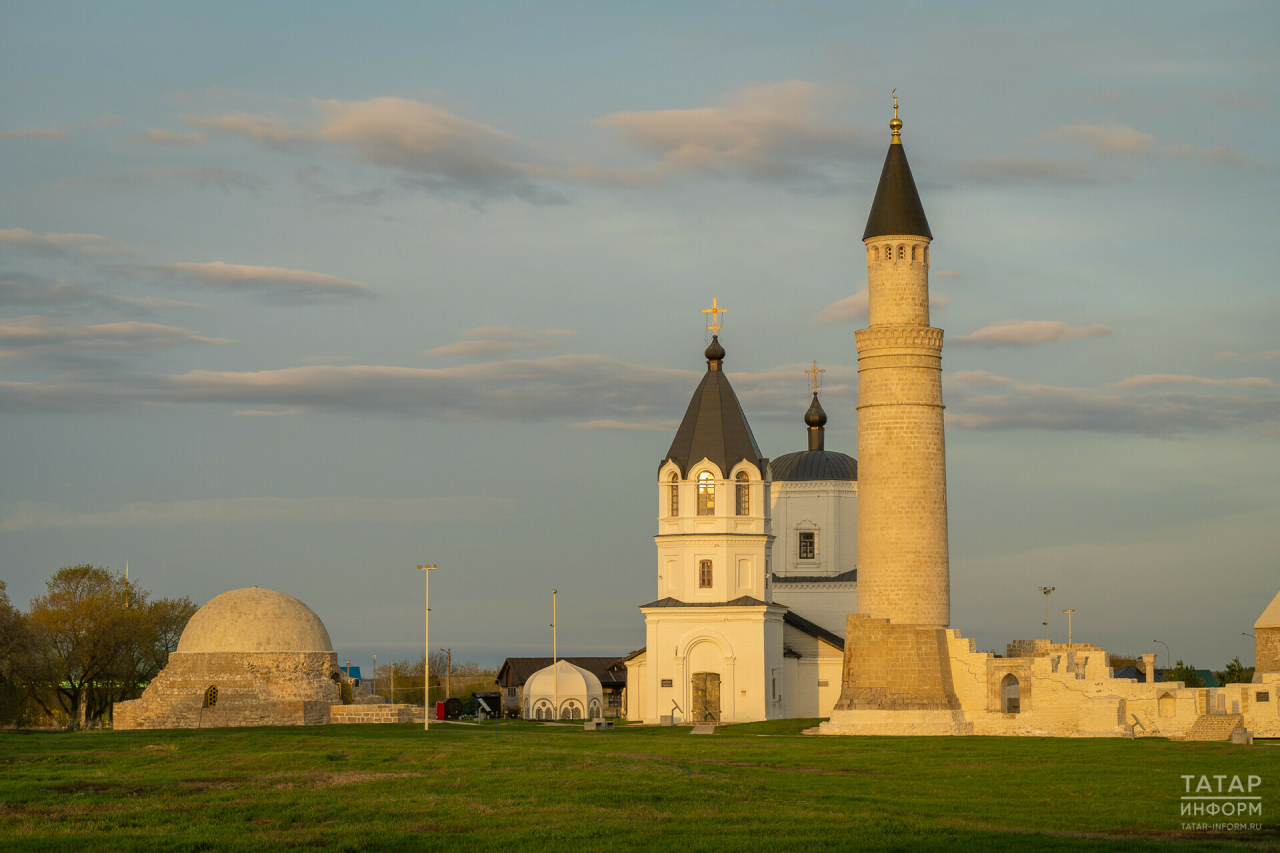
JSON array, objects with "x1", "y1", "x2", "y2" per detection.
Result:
[
  {"x1": 114, "y1": 587, "x2": 343, "y2": 730},
  {"x1": 522, "y1": 660, "x2": 604, "y2": 720}
]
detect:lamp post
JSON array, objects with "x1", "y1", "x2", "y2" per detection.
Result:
[
  {"x1": 552, "y1": 589, "x2": 558, "y2": 721},
  {"x1": 1037, "y1": 587, "x2": 1055, "y2": 642},
  {"x1": 438, "y1": 647, "x2": 451, "y2": 699},
  {"x1": 372, "y1": 653, "x2": 377, "y2": 701},
  {"x1": 1153, "y1": 639, "x2": 1170, "y2": 674},
  {"x1": 417, "y1": 564, "x2": 437, "y2": 731},
  {"x1": 1061, "y1": 609, "x2": 1076, "y2": 646}
]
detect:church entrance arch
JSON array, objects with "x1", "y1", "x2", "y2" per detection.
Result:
[
  {"x1": 691, "y1": 672, "x2": 721, "y2": 722},
  {"x1": 1000, "y1": 674, "x2": 1020, "y2": 714}
]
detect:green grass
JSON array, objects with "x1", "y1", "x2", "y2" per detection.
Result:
[{"x1": 0, "y1": 719, "x2": 1275, "y2": 851}]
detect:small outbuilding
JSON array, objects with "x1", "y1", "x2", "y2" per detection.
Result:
[{"x1": 521, "y1": 660, "x2": 605, "y2": 721}]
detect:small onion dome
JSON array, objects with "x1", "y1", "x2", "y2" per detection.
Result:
[
  {"x1": 804, "y1": 393, "x2": 827, "y2": 428},
  {"x1": 705, "y1": 335, "x2": 726, "y2": 363}
]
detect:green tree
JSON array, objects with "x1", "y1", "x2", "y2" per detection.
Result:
[
  {"x1": 1217, "y1": 656, "x2": 1255, "y2": 685},
  {"x1": 26, "y1": 565, "x2": 195, "y2": 729},
  {"x1": 1164, "y1": 659, "x2": 1204, "y2": 688},
  {"x1": 0, "y1": 580, "x2": 34, "y2": 725}
]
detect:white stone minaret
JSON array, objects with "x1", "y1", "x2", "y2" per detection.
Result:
[{"x1": 855, "y1": 100, "x2": 950, "y2": 628}]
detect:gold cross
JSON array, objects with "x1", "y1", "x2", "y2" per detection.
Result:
[
  {"x1": 805, "y1": 359, "x2": 825, "y2": 394},
  {"x1": 701, "y1": 297, "x2": 727, "y2": 335}
]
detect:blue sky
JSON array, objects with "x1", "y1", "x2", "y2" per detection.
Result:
[{"x1": 2, "y1": 1, "x2": 1278, "y2": 671}]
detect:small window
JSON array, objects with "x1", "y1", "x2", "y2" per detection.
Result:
[
  {"x1": 798, "y1": 531, "x2": 815, "y2": 560},
  {"x1": 911, "y1": 245, "x2": 918, "y2": 261},
  {"x1": 924, "y1": 246, "x2": 929, "y2": 265},
  {"x1": 204, "y1": 685, "x2": 219, "y2": 708},
  {"x1": 817, "y1": 680, "x2": 829, "y2": 688},
  {"x1": 883, "y1": 244, "x2": 892, "y2": 260},
  {"x1": 1258, "y1": 692, "x2": 1271, "y2": 702},
  {"x1": 697, "y1": 471, "x2": 715, "y2": 515},
  {"x1": 735, "y1": 471, "x2": 750, "y2": 516},
  {"x1": 699, "y1": 560, "x2": 713, "y2": 588},
  {"x1": 898, "y1": 245, "x2": 905, "y2": 260},
  {"x1": 661, "y1": 679, "x2": 673, "y2": 688},
  {"x1": 669, "y1": 472, "x2": 679, "y2": 516}
]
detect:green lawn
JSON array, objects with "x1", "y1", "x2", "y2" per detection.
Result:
[{"x1": 0, "y1": 719, "x2": 1275, "y2": 851}]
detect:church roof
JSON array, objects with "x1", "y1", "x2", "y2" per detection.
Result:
[
  {"x1": 863, "y1": 137, "x2": 931, "y2": 240},
  {"x1": 1256, "y1": 589, "x2": 1280, "y2": 629},
  {"x1": 770, "y1": 449, "x2": 857, "y2": 482},
  {"x1": 639, "y1": 596, "x2": 773, "y2": 608},
  {"x1": 772, "y1": 569, "x2": 858, "y2": 584},
  {"x1": 782, "y1": 611, "x2": 845, "y2": 650},
  {"x1": 662, "y1": 336, "x2": 766, "y2": 477}
]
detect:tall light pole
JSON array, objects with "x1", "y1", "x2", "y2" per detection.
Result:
[
  {"x1": 417, "y1": 564, "x2": 437, "y2": 731},
  {"x1": 1153, "y1": 639, "x2": 1170, "y2": 674},
  {"x1": 1038, "y1": 587, "x2": 1055, "y2": 642},
  {"x1": 552, "y1": 589, "x2": 558, "y2": 721},
  {"x1": 438, "y1": 647, "x2": 451, "y2": 699},
  {"x1": 1061, "y1": 609, "x2": 1076, "y2": 646},
  {"x1": 372, "y1": 654, "x2": 377, "y2": 701}
]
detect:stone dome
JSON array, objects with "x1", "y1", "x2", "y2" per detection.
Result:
[{"x1": 176, "y1": 587, "x2": 334, "y2": 653}]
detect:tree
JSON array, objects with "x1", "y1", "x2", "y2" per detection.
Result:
[
  {"x1": 26, "y1": 565, "x2": 195, "y2": 729},
  {"x1": 1164, "y1": 659, "x2": 1204, "y2": 688},
  {"x1": 1217, "y1": 656, "x2": 1255, "y2": 685},
  {"x1": 0, "y1": 580, "x2": 34, "y2": 726}
]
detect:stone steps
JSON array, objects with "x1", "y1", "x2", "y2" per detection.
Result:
[{"x1": 1178, "y1": 714, "x2": 1244, "y2": 741}]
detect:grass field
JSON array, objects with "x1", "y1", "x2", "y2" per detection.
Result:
[{"x1": 1, "y1": 719, "x2": 1276, "y2": 851}]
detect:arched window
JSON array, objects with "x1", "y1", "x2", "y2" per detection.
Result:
[
  {"x1": 884, "y1": 244, "x2": 892, "y2": 261},
  {"x1": 735, "y1": 471, "x2": 750, "y2": 516},
  {"x1": 697, "y1": 472, "x2": 715, "y2": 515},
  {"x1": 1001, "y1": 673, "x2": 1020, "y2": 714},
  {"x1": 669, "y1": 472, "x2": 679, "y2": 516},
  {"x1": 898, "y1": 245, "x2": 906, "y2": 260},
  {"x1": 204, "y1": 685, "x2": 219, "y2": 708},
  {"x1": 699, "y1": 560, "x2": 713, "y2": 588},
  {"x1": 924, "y1": 246, "x2": 929, "y2": 265},
  {"x1": 911, "y1": 245, "x2": 918, "y2": 261},
  {"x1": 1159, "y1": 692, "x2": 1176, "y2": 718}
]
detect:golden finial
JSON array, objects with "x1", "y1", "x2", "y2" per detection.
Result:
[
  {"x1": 805, "y1": 359, "x2": 825, "y2": 395},
  {"x1": 701, "y1": 296, "x2": 727, "y2": 336},
  {"x1": 890, "y1": 89, "x2": 902, "y2": 143}
]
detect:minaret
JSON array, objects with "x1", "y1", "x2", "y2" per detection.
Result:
[{"x1": 855, "y1": 96, "x2": 949, "y2": 628}]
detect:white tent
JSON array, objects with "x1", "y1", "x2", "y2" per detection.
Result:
[{"x1": 521, "y1": 659, "x2": 604, "y2": 720}]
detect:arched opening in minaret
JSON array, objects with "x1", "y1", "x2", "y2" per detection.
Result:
[
  {"x1": 1000, "y1": 674, "x2": 1020, "y2": 714},
  {"x1": 669, "y1": 472, "x2": 679, "y2": 516},
  {"x1": 735, "y1": 471, "x2": 750, "y2": 515},
  {"x1": 697, "y1": 471, "x2": 715, "y2": 515}
]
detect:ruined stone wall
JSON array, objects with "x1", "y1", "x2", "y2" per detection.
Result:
[
  {"x1": 329, "y1": 704, "x2": 426, "y2": 724},
  {"x1": 114, "y1": 651, "x2": 340, "y2": 730}
]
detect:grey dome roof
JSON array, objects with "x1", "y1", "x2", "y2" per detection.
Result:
[
  {"x1": 770, "y1": 449, "x2": 857, "y2": 482},
  {"x1": 863, "y1": 139, "x2": 931, "y2": 240},
  {"x1": 662, "y1": 337, "x2": 765, "y2": 477}
]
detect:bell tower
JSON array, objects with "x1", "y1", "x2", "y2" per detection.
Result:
[{"x1": 855, "y1": 95, "x2": 949, "y2": 628}]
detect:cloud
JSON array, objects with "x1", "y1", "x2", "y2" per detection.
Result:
[
  {"x1": 179, "y1": 96, "x2": 566, "y2": 204},
  {"x1": 958, "y1": 156, "x2": 1100, "y2": 185},
  {"x1": 0, "y1": 126, "x2": 67, "y2": 141},
  {"x1": 117, "y1": 261, "x2": 373, "y2": 304},
  {"x1": 0, "y1": 228, "x2": 129, "y2": 258},
  {"x1": 62, "y1": 166, "x2": 268, "y2": 193},
  {"x1": 573, "y1": 419, "x2": 679, "y2": 431},
  {"x1": 946, "y1": 372, "x2": 1280, "y2": 436},
  {"x1": 1113, "y1": 374, "x2": 1272, "y2": 388},
  {"x1": 593, "y1": 81, "x2": 867, "y2": 190},
  {"x1": 1161, "y1": 142, "x2": 1267, "y2": 170},
  {"x1": 954, "y1": 320, "x2": 1112, "y2": 346},
  {"x1": 139, "y1": 128, "x2": 211, "y2": 146},
  {"x1": 0, "y1": 316, "x2": 229, "y2": 357},
  {"x1": 812, "y1": 289, "x2": 950, "y2": 325},
  {"x1": 1040, "y1": 121, "x2": 1153, "y2": 155},
  {"x1": 0, "y1": 272, "x2": 205, "y2": 312},
  {"x1": 422, "y1": 326, "x2": 577, "y2": 358},
  {"x1": 0, "y1": 496, "x2": 510, "y2": 531},
  {"x1": 1215, "y1": 350, "x2": 1280, "y2": 363}
]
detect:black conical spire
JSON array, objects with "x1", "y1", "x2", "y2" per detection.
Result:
[{"x1": 862, "y1": 105, "x2": 931, "y2": 240}]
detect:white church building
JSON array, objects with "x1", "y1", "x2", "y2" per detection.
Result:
[{"x1": 625, "y1": 334, "x2": 855, "y2": 723}]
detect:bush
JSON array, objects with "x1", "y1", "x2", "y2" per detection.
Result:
[{"x1": 339, "y1": 682, "x2": 353, "y2": 705}]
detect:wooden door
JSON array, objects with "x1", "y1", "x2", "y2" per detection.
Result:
[{"x1": 691, "y1": 672, "x2": 721, "y2": 722}]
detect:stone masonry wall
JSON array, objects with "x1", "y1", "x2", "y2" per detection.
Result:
[
  {"x1": 855, "y1": 235, "x2": 949, "y2": 628},
  {"x1": 832, "y1": 614, "x2": 960, "y2": 711},
  {"x1": 114, "y1": 651, "x2": 340, "y2": 730},
  {"x1": 1257, "y1": 627, "x2": 1280, "y2": 674},
  {"x1": 329, "y1": 704, "x2": 426, "y2": 724}
]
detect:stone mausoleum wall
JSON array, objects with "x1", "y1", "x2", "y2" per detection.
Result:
[{"x1": 114, "y1": 651, "x2": 340, "y2": 730}]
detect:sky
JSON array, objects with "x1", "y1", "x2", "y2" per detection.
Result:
[{"x1": 2, "y1": 1, "x2": 1278, "y2": 673}]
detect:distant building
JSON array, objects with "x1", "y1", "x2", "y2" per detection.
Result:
[{"x1": 495, "y1": 657, "x2": 626, "y2": 717}]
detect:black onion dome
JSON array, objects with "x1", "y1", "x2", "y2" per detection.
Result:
[
  {"x1": 770, "y1": 449, "x2": 857, "y2": 482},
  {"x1": 661, "y1": 338, "x2": 766, "y2": 477},
  {"x1": 863, "y1": 139, "x2": 931, "y2": 240},
  {"x1": 803, "y1": 393, "x2": 827, "y2": 428}
]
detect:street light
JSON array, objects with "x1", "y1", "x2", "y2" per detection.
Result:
[
  {"x1": 417, "y1": 564, "x2": 437, "y2": 731},
  {"x1": 1242, "y1": 632, "x2": 1255, "y2": 639},
  {"x1": 1153, "y1": 639, "x2": 1170, "y2": 673},
  {"x1": 1062, "y1": 609, "x2": 1076, "y2": 646},
  {"x1": 1038, "y1": 587, "x2": 1055, "y2": 642}
]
